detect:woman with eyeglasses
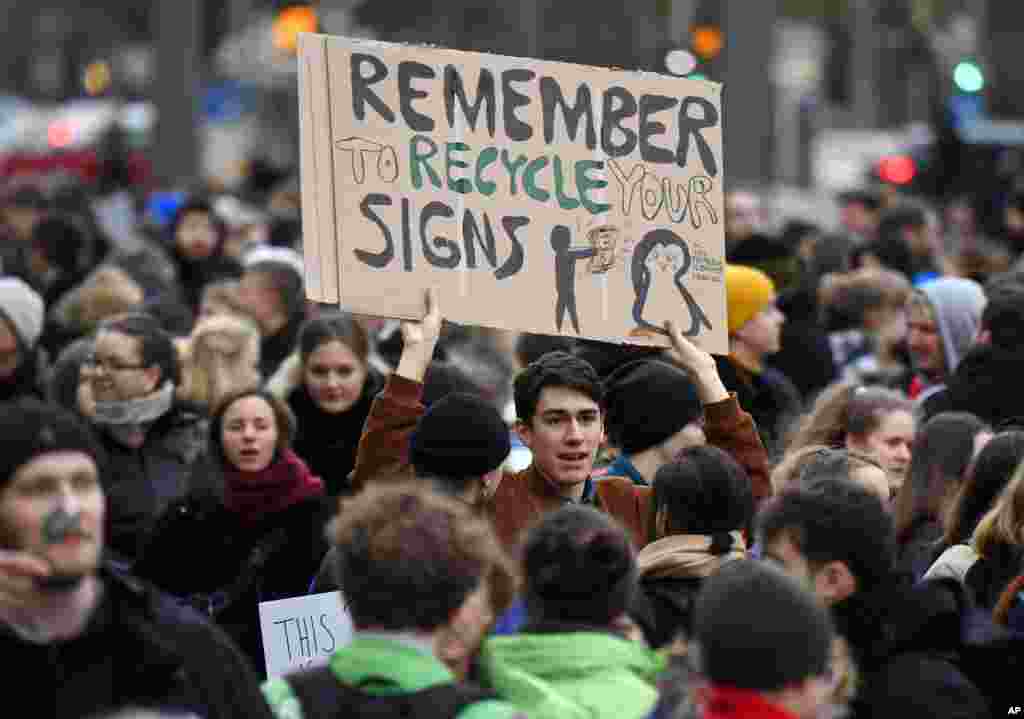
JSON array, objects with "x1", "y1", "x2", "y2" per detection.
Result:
[{"x1": 80, "y1": 312, "x2": 207, "y2": 567}]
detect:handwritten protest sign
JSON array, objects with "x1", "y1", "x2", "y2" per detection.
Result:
[
  {"x1": 259, "y1": 591, "x2": 354, "y2": 678},
  {"x1": 298, "y1": 34, "x2": 727, "y2": 352}
]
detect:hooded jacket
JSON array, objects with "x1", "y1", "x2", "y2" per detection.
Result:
[
  {"x1": 263, "y1": 636, "x2": 523, "y2": 719},
  {"x1": 480, "y1": 631, "x2": 665, "y2": 719},
  {"x1": 912, "y1": 278, "x2": 986, "y2": 406}
]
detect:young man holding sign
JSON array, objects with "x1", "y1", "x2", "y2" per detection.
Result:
[
  {"x1": 346, "y1": 290, "x2": 766, "y2": 551},
  {"x1": 348, "y1": 290, "x2": 603, "y2": 549}
]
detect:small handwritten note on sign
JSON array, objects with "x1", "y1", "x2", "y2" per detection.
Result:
[
  {"x1": 298, "y1": 34, "x2": 727, "y2": 352},
  {"x1": 258, "y1": 591, "x2": 354, "y2": 678}
]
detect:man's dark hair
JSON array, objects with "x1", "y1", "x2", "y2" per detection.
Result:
[
  {"x1": 981, "y1": 272, "x2": 1024, "y2": 350},
  {"x1": 169, "y1": 197, "x2": 226, "y2": 252},
  {"x1": 246, "y1": 261, "x2": 305, "y2": 318},
  {"x1": 653, "y1": 446, "x2": 753, "y2": 539},
  {"x1": 99, "y1": 312, "x2": 181, "y2": 386},
  {"x1": 758, "y1": 477, "x2": 896, "y2": 593},
  {"x1": 695, "y1": 559, "x2": 833, "y2": 692},
  {"x1": 876, "y1": 204, "x2": 927, "y2": 247},
  {"x1": 513, "y1": 351, "x2": 603, "y2": 424},
  {"x1": 523, "y1": 505, "x2": 636, "y2": 626},
  {"x1": 331, "y1": 482, "x2": 508, "y2": 632}
]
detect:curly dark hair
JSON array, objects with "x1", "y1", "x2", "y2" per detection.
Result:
[{"x1": 331, "y1": 482, "x2": 509, "y2": 632}]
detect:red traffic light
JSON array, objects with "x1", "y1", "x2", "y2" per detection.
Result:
[{"x1": 877, "y1": 155, "x2": 916, "y2": 185}]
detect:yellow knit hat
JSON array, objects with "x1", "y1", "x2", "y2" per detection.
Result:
[{"x1": 726, "y1": 265, "x2": 776, "y2": 333}]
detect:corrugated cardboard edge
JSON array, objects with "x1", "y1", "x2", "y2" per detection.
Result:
[{"x1": 297, "y1": 33, "x2": 340, "y2": 304}]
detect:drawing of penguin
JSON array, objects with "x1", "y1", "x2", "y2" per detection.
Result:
[{"x1": 630, "y1": 228, "x2": 712, "y2": 338}]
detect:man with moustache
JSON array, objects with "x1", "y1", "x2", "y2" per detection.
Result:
[{"x1": 0, "y1": 399, "x2": 271, "y2": 719}]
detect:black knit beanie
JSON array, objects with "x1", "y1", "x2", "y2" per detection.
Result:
[
  {"x1": 695, "y1": 559, "x2": 833, "y2": 691},
  {"x1": 604, "y1": 360, "x2": 703, "y2": 455},
  {"x1": 409, "y1": 393, "x2": 510, "y2": 478},
  {"x1": 0, "y1": 399, "x2": 105, "y2": 486}
]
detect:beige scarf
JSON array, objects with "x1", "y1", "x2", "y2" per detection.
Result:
[{"x1": 637, "y1": 531, "x2": 747, "y2": 579}]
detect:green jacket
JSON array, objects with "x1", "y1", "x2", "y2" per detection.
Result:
[
  {"x1": 262, "y1": 636, "x2": 523, "y2": 719},
  {"x1": 480, "y1": 631, "x2": 666, "y2": 719}
]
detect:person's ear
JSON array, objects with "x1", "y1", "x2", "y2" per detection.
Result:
[
  {"x1": 814, "y1": 560, "x2": 857, "y2": 605},
  {"x1": 142, "y1": 365, "x2": 162, "y2": 394},
  {"x1": 515, "y1": 419, "x2": 533, "y2": 450}
]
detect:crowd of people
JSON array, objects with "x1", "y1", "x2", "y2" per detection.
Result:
[{"x1": 4, "y1": 165, "x2": 1024, "y2": 719}]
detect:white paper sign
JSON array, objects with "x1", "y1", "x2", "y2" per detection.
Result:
[{"x1": 258, "y1": 591, "x2": 355, "y2": 678}]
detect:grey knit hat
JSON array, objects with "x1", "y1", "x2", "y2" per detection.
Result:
[{"x1": 0, "y1": 277, "x2": 45, "y2": 350}]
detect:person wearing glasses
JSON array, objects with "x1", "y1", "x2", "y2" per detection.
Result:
[{"x1": 81, "y1": 312, "x2": 206, "y2": 567}]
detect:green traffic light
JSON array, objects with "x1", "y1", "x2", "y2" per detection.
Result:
[{"x1": 954, "y1": 61, "x2": 985, "y2": 93}]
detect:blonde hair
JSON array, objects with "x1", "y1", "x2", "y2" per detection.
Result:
[
  {"x1": 971, "y1": 461, "x2": 1024, "y2": 558},
  {"x1": 178, "y1": 313, "x2": 261, "y2": 407},
  {"x1": 198, "y1": 279, "x2": 247, "y2": 318},
  {"x1": 67, "y1": 266, "x2": 145, "y2": 329}
]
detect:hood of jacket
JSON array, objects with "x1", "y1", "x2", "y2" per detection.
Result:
[
  {"x1": 918, "y1": 277, "x2": 986, "y2": 376},
  {"x1": 480, "y1": 631, "x2": 664, "y2": 719}
]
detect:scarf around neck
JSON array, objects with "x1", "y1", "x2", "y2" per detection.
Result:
[
  {"x1": 93, "y1": 381, "x2": 175, "y2": 427},
  {"x1": 637, "y1": 532, "x2": 747, "y2": 579},
  {"x1": 223, "y1": 449, "x2": 324, "y2": 525}
]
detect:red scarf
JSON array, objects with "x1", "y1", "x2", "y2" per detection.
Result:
[
  {"x1": 702, "y1": 685, "x2": 800, "y2": 719},
  {"x1": 224, "y1": 449, "x2": 324, "y2": 525}
]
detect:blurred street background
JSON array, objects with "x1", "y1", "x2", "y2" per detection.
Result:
[{"x1": 0, "y1": 0, "x2": 1021, "y2": 233}]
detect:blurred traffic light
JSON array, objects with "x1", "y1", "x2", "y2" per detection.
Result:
[
  {"x1": 690, "y1": 24, "x2": 723, "y2": 60},
  {"x1": 273, "y1": 2, "x2": 318, "y2": 54},
  {"x1": 83, "y1": 61, "x2": 112, "y2": 97},
  {"x1": 953, "y1": 60, "x2": 985, "y2": 93},
  {"x1": 877, "y1": 155, "x2": 917, "y2": 185}
]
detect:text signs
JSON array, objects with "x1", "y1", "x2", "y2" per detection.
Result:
[
  {"x1": 299, "y1": 34, "x2": 727, "y2": 352},
  {"x1": 258, "y1": 591, "x2": 354, "y2": 678}
]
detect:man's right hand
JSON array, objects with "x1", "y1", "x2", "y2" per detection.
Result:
[
  {"x1": 0, "y1": 550, "x2": 50, "y2": 611},
  {"x1": 396, "y1": 288, "x2": 442, "y2": 382}
]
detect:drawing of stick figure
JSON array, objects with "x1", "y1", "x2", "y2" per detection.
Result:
[{"x1": 550, "y1": 225, "x2": 596, "y2": 334}]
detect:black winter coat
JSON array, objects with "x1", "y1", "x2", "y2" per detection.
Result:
[
  {"x1": 630, "y1": 576, "x2": 703, "y2": 649},
  {"x1": 964, "y1": 541, "x2": 1024, "y2": 611},
  {"x1": 0, "y1": 564, "x2": 272, "y2": 719},
  {"x1": 714, "y1": 355, "x2": 802, "y2": 460},
  {"x1": 134, "y1": 491, "x2": 332, "y2": 673},
  {"x1": 97, "y1": 402, "x2": 208, "y2": 566},
  {"x1": 837, "y1": 578, "x2": 988, "y2": 718}
]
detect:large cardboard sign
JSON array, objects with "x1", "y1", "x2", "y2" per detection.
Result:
[
  {"x1": 298, "y1": 34, "x2": 727, "y2": 352},
  {"x1": 258, "y1": 591, "x2": 354, "y2": 678}
]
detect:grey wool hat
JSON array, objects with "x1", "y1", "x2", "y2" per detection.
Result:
[{"x1": 0, "y1": 276, "x2": 45, "y2": 350}]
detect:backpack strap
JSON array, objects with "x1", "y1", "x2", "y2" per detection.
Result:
[{"x1": 286, "y1": 665, "x2": 498, "y2": 719}]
